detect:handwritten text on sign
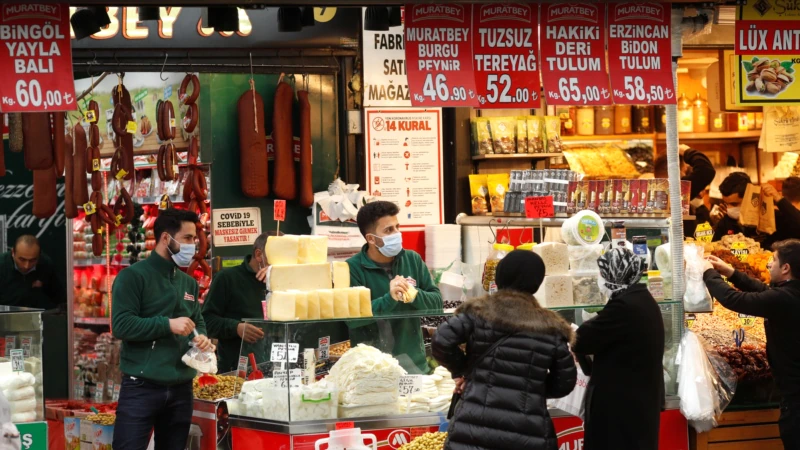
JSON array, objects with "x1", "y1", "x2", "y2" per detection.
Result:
[
  {"x1": 472, "y1": 4, "x2": 541, "y2": 108},
  {"x1": 607, "y1": 3, "x2": 675, "y2": 105},
  {"x1": 274, "y1": 199, "x2": 287, "y2": 222},
  {"x1": 405, "y1": 4, "x2": 478, "y2": 107},
  {"x1": 539, "y1": 3, "x2": 611, "y2": 105},
  {"x1": 0, "y1": 4, "x2": 76, "y2": 112},
  {"x1": 525, "y1": 196, "x2": 555, "y2": 219}
]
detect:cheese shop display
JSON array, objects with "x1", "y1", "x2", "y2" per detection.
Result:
[
  {"x1": 265, "y1": 288, "x2": 373, "y2": 321},
  {"x1": 532, "y1": 243, "x2": 569, "y2": 275},
  {"x1": 230, "y1": 378, "x2": 338, "y2": 421},
  {"x1": 327, "y1": 344, "x2": 406, "y2": 418},
  {"x1": 268, "y1": 264, "x2": 333, "y2": 291},
  {"x1": 536, "y1": 276, "x2": 574, "y2": 308}
]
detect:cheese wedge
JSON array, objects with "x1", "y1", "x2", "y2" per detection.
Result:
[
  {"x1": 347, "y1": 288, "x2": 361, "y2": 317},
  {"x1": 298, "y1": 236, "x2": 328, "y2": 264},
  {"x1": 291, "y1": 290, "x2": 308, "y2": 320},
  {"x1": 269, "y1": 264, "x2": 332, "y2": 292},
  {"x1": 318, "y1": 289, "x2": 335, "y2": 319},
  {"x1": 306, "y1": 291, "x2": 321, "y2": 320},
  {"x1": 268, "y1": 291, "x2": 296, "y2": 321},
  {"x1": 354, "y1": 287, "x2": 373, "y2": 317},
  {"x1": 332, "y1": 262, "x2": 351, "y2": 288},
  {"x1": 333, "y1": 288, "x2": 350, "y2": 318},
  {"x1": 403, "y1": 285, "x2": 418, "y2": 303},
  {"x1": 265, "y1": 235, "x2": 300, "y2": 266}
]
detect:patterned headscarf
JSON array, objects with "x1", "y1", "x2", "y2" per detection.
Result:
[{"x1": 597, "y1": 247, "x2": 645, "y2": 294}]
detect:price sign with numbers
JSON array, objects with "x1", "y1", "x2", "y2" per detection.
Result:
[
  {"x1": 685, "y1": 313, "x2": 696, "y2": 329},
  {"x1": 525, "y1": 196, "x2": 555, "y2": 219},
  {"x1": 739, "y1": 313, "x2": 757, "y2": 327},
  {"x1": 112, "y1": 385, "x2": 121, "y2": 402},
  {"x1": 21, "y1": 336, "x2": 31, "y2": 358},
  {"x1": 10, "y1": 349, "x2": 23, "y2": 373},
  {"x1": 271, "y1": 343, "x2": 300, "y2": 363},
  {"x1": 0, "y1": 4, "x2": 77, "y2": 113},
  {"x1": 472, "y1": 4, "x2": 540, "y2": 108},
  {"x1": 318, "y1": 336, "x2": 330, "y2": 360},
  {"x1": 273, "y1": 200, "x2": 286, "y2": 222},
  {"x1": 405, "y1": 4, "x2": 478, "y2": 107},
  {"x1": 540, "y1": 3, "x2": 612, "y2": 106},
  {"x1": 399, "y1": 375, "x2": 424, "y2": 395},
  {"x1": 95, "y1": 382, "x2": 104, "y2": 402},
  {"x1": 607, "y1": 3, "x2": 676, "y2": 105}
]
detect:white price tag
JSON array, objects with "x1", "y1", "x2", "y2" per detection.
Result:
[
  {"x1": 5, "y1": 336, "x2": 15, "y2": 351},
  {"x1": 20, "y1": 336, "x2": 32, "y2": 358},
  {"x1": 271, "y1": 343, "x2": 300, "y2": 363},
  {"x1": 112, "y1": 385, "x2": 121, "y2": 402},
  {"x1": 272, "y1": 369, "x2": 303, "y2": 388},
  {"x1": 10, "y1": 350, "x2": 23, "y2": 373},
  {"x1": 237, "y1": 356, "x2": 248, "y2": 375},
  {"x1": 107, "y1": 381, "x2": 114, "y2": 397},
  {"x1": 399, "y1": 375, "x2": 424, "y2": 396},
  {"x1": 318, "y1": 336, "x2": 330, "y2": 360},
  {"x1": 95, "y1": 382, "x2": 104, "y2": 402}
]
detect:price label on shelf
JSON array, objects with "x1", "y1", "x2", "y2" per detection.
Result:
[
  {"x1": 10, "y1": 350, "x2": 23, "y2": 373},
  {"x1": 0, "y1": 4, "x2": 76, "y2": 113},
  {"x1": 607, "y1": 3, "x2": 676, "y2": 105},
  {"x1": 405, "y1": 4, "x2": 479, "y2": 107},
  {"x1": 540, "y1": 3, "x2": 611, "y2": 105},
  {"x1": 399, "y1": 375, "x2": 424, "y2": 396},
  {"x1": 20, "y1": 336, "x2": 31, "y2": 358},
  {"x1": 472, "y1": 4, "x2": 541, "y2": 108},
  {"x1": 685, "y1": 313, "x2": 696, "y2": 329},
  {"x1": 273, "y1": 199, "x2": 286, "y2": 222},
  {"x1": 318, "y1": 336, "x2": 330, "y2": 360},
  {"x1": 5, "y1": 336, "x2": 16, "y2": 351},
  {"x1": 524, "y1": 196, "x2": 555, "y2": 219},
  {"x1": 112, "y1": 385, "x2": 121, "y2": 402},
  {"x1": 95, "y1": 382, "x2": 104, "y2": 402},
  {"x1": 739, "y1": 314, "x2": 757, "y2": 327},
  {"x1": 237, "y1": 356, "x2": 248, "y2": 377},
  {"x1": 270, "y1": 343, "x2": 299, "y2": 363}
]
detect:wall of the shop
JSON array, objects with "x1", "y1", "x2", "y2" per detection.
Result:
[{"x1": 200, "y1": 73, "x2": 340, "y2": 259}]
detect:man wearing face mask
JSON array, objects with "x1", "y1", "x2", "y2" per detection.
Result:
[
  {"x1": 711, "y1": 172, "x2": 755, "y2": 241},
  {"x1": 111, "y1": 208, "x2": 214, "y2": 450},
  {"x1": 0, "y1": 235, "x2": 65, "y2": 309},
  {"x1": 347, "y1": 201, "x2": 443, "y2": 374},
  {"x1": 704, "y1": 240, "x2": 800, "y2": 448},
  {"x1": 202, "y1": 232, "x2": 269, "y2": 373}
]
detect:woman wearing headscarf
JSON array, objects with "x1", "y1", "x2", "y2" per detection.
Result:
[
  {"x1": 574, "y1": 247, "x2": 666, "y2": 450},
  {"x1": 432, "y1": 250, "x2": 577, "y2": 450}
]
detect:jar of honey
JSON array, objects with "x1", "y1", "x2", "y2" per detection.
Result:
[
  {"x1": 692, "y1": 93, "x2": 709, "y2": 133},
  {"x1": 558, "y1": 106, "x2": 577, "y2": 136},
  {"x1": 655, "y1": 105, "x2": 667, "y2": 133},
  {"x1": 614, "y1": 105, "x2": 632, "y2": 134},
  {"x1": 595, "y1": 106, "x2": 615, "y2": 135},
  {"x1": 678, "y1": 93, "x2": 694, "y2": 133},
  {"x1": 577, "y1": 106, "x2": 595, "y2": 136},
  {"x1": 632, "y1": 106, "x2": 653, "y2": 133},
  {"x1": 710, "y1": 112, "x2": 727, "y2": 132}
]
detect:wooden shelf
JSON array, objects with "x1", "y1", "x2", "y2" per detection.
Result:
[
  {"x1": 472, "y1": 153, "x2": 562, "y2": 161},
  {"x1": 656, "y1": 130, "x2": 761, "y2": 140},
  {"x1": 561, "y1": 133, "x2": 656, "y2": 142}
]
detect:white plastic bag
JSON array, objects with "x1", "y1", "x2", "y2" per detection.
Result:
[
  {"x1": 182, "y1": 338, "x2": 218, "y2": 374},
  {"x1": 550, "y1": 364, "x2": 589, "y2": 419},
  {"x1": 683, "y1": 245, "x2": 714, "y2": 313},
  {"x1": 678, "y1": 331, "x2": 737, "y2": 432}
]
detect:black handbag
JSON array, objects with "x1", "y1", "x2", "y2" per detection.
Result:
[{"x1": 447, "y1": 334, "x2": 514, "y2": 419}]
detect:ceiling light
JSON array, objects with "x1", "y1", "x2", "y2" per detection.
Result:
[
  {"x1": 364, "y1": 7, "x2": 389, "y2": 32},
  {"x1": 70, "y1": 8, "x2": 101, "y2": 40},
  {"x1": 388, "y1": 7, "x2": 402, "y2": 28},
  {"x1": 301, "y1": 7, "x2": 315, "y2": 27},
  {"x1": 138, "y1": 7, "x2": 160, "y2": 21},
  {"x1": 88, "y1": 7, "x2": 111, "y2": 27},
  {"x1": 278, "y1": 7, "x2": 302, "y2": 33}
]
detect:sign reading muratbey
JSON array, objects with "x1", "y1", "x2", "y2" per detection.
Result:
[
  {"x1": 405, "y1": 4, "x2": 479, "y2": 107},
  {"x1": 539, "y1": 3, "x2": 612, "y2": 105},
  {"x1": 472, "y1": 4, "x2": 541, "y2": 108},
  {"x1": 607, "y1": 3, "x2": 675, "y2": 105}
]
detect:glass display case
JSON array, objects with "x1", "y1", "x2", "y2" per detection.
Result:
[{"x1": 0, "y1": 306, "x2": 45, "y2": 423}]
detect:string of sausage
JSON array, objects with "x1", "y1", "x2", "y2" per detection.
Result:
[{"x1": 272, "y1": 79, "x2": 296, "y2": 200}]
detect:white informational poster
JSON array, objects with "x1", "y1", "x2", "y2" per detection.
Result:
[
  {"x1": 365, "y1": 108, "x2": 444, "y2": 228},
  {"x1": 362, "y1": 8, "x2": 411, "y2": 107},
  {"x1": 211, "y1": 207, "x2": 262, "y2": 247}
]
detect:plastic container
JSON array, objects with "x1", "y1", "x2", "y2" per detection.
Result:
[
  {"x1": 572, "y1": 275, "x2": 606, "y2": 306},
  {"x1": 632, "y1": 106, "x2": 653, "y2": 133},
  {"x1": 482, "y1": 243, "x2": 515, "y2": 293},
  {"x1": 692, "y1": 93, "x2": 709, "y2": 133},
  {"x1": 516, "y1": 242, "x2": 536, "y2": 251},
  {"x1": 614, "y1": 105, "x2": 632, "y2": 134},
  {"x1": 560, "y1": 210, "x2": 604, "y2": 246},
  {"x1": 577, "y1": 106, "x2": 595, "y2": 136},
  {"x1": 595, "y1": 106, "x2": 614, "y2": 135},
  {"x1": 315, "y1": 428, "x2": 377, "y2": 450},
  {"x1": 568, "y1": 244, "x2": 604, "y2": 275},
  {"x1": 678, "y1": 93, "x2": 694, "y2": 133},
  {"x1": 647, "y1": 270, "x2": 665, "y2": 301}
]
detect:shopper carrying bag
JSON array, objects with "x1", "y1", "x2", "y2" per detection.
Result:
[{"x1": 433, "y1": 250, "x2": 576, "y2": 450}]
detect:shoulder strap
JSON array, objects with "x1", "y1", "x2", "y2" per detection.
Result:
[{"x1": 465, "y1": 334, "x2": 515, "y2": 379}]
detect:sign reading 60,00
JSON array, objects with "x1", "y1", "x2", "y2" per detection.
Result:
[{"x1": 405, "y1": 4, "x2": 479, "y2": 107}]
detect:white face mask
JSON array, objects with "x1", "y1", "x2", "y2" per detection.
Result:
[
  {"x1": 727, "y1": 206, "x2": 741, "y2": 220},
  {"x1": 169, "y1": 236, "x2": 196, "y2": 267}
]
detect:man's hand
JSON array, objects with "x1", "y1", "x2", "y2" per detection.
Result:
[
  {"x1": 389, "y1": 275, "x2": 409, "y2": 302},
  {"x1": 710, "y1": 204, "x2": 727, "y2": 224},
  {"x1": 706, "y1": 255, "x2": 735, "y2": 277},
  {"x1": 454, "y1": 377, "x2": 466, "y2": 394},
  {"x1": 193, "y1": 334, "x2": 216, "y2": 352},
  {"x1": 762, "y1": 184, "x2": 782, "y2": 201},
  {"x1": 256, "y1": 266, "x2": 269, "y2": 283},
  {"x1": 169, "y1": 317, "x2": 195, "y2": 336},
  {"x1": 237, "y1": 322, "x2": 265, "y2": 344}
]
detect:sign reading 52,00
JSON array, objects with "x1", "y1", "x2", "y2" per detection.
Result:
[{"x1": 405, "y1": 4, "x2": 478, "y2": 107}]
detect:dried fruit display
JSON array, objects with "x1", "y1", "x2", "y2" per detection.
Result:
[
  {"x1": 192, "y1": 375, "x2": 244, "y2": 401},
  {"x1": 744, "y1": 58, "x2": 794, "y2": 97},
  {"x1": 717, "y1": 345, "x2": 772, "y2": 382}
]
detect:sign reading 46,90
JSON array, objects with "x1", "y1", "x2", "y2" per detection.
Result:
[{"x1": 405, "y1": 4, "x2": 479, "y2": 107}]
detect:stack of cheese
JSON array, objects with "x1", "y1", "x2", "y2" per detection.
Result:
[
  {"x1": 433, "y1": 366, "x2": 457, "y2": 397},
  {"x1": 326, "y1": 345, "x2": 406, "y2": 418},
  {"x1": 532, "y1": 243, "x2": 574, "y2": 308},
  {"x1": 233, "y1": 378, "x2": 338, "y2": 421},
  {"x1": 265, "y1": 235, "x2": 373, "y2": 321},
  {"x1": 398, "y1": 375, "x2": 449, "y2": 414},
  {"x1": 0, "y1": 372, "x2": 37, "y2": 422}
]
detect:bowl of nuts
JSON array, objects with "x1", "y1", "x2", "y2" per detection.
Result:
[{"x1": 744, "y1": 57, "x2": 795, "y2": 97}]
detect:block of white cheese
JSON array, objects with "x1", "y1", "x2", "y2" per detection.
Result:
[
  {"x1": 333, "y1": 288, "x2": 350, "y2": 318},
  {"x1": 268, "y1": 291, "x2": 297, "y2": 321},
  {"x1": 306, "y1": 291, "x2": 321, "y2": 320},
  {"x1": 269, "y1": 264, "x2": 332, "y2": 292},
  {"x1": 291, "y1": 290, "x2": 308, "y2": 320},
  {"x1": 535, "y1": 276, "x2": 574, "y2": 308},
  {"x1": 265, "y1": 236, "x2": 300, "y2": 266},
  {"x1": 532, "y1": 243, "x2": 570, "y2": 276},
  {"x1": 354, "y1": 287, "x2": 373, "y2": 317},
  {"x1": 347, "y1": 288, "x2": 362, "y2": 317},
  {"x1": 332, "y1": 262, "x2": 351, "y2": 289},
  {"x1": 318, "y1": 289, "x2": 335, "y2": 319},
  {"x1": 298, "y1": 236, "x2": 328, "y2": 264}
]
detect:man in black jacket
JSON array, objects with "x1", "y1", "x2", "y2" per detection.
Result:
[
  {"x1": 654, "y1": 145, "x2": 716, "y2": 236},
  {"x1": 704, "y1": 239, "x2": 800, "y2": 449},
  {"x1": 710, "y1": 172, "x2": 756, "y2": 241},
  {"x1": 761, "y1": 178, "x2": 800, "y2": 249}
]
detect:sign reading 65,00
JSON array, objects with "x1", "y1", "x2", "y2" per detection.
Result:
[{"x1": 405, "y1": 4, "x2": 479, "y2": 107}]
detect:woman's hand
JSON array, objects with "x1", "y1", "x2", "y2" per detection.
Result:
[{"x1": 454, "y1": 377, "x2": 466, "y2": 394}]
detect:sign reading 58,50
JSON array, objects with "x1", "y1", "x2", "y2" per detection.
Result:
[{"x1": 405, "y1": 4, "x2": 479, "y2": 107}]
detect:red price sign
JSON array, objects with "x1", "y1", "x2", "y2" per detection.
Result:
[
  {"x1": 472, "y1": 4, "x2": 540, "y2": 108},
  {"x1": 608, "y1": 3, "x2": 676, "y2": 105},
  {"x1": 525, "y1": 196, "x2": 555, "y2": 219},
  {"x1": 405, "y1": 4, "x2": 479, "y2": 107},
  {"x1": 0, "y1": 4, "x2": 76, "y2": 113},
  {"x1": 540, "y1": 3, "x2": 612, "y2": 105},
  {"x1": 273, "y1": 200, "x2": 286, "y2": 222}
]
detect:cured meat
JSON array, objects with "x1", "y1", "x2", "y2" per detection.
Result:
[
  {"x1": 8, "y1": 113, "x2": 23, "y2": 152},
  {"x1": 22, "y1": 113, "x2": 54, "y2": 170},
  {"x1": 272, "y1": 81, "x2": 296, "y2": 200},
  {"x1": 32, "y1": 168, "x2": 57, "y2": 218},
  {"x1": 64, "y1": 130, "x2": 77, "y2": 219},
  {"x1": 179, "y1": 74, "x2": 200, "y2": 105},
  {"x1": 73, "y1": 124, "x2": 90, "y2": 205},
  {"x1": 237, "y1": 88, "x2": 269, "y2": 198},
  {"x1": 52, "y1": 112, "x2": 66, "y2": 177},
  {"x1": 297, "y1": 90, "x2": 313, "y2": 208}
]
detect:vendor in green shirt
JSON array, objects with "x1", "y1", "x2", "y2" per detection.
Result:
[
  {"x1": 347, "y1": 201, "x2": 443, "y2": 374},
  {"x1": 0, "y1": 235, "x2": 65, "y2": 309},
  {"x1": 202, "y1": 232, "x2": 269, "y2": 373}
]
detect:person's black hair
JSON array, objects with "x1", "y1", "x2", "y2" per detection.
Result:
[
  {"x1": 13, "y1": 235, "x2": 39, "y2": 251},
  {"x1": 356, "y1": 201, "x2": 400, "y2": 237},
  {"x1": 773, "y1": 239, "x2": 800, "y2": 279},
  {"x1": 253, "y1": 232, "x2": 270, "y2": 255},
  {"x1": 653, "y1": 153, "x2": 684, "y2": 179},
  {"x1": 153, "y1": 208, "x2": 198, "y2": 241},
  {"x1": 719, "y1": 172, "x2": 751, "y2": 198},
  {"x1": 781, "y1": 177, "x2": 800, "y2": 203},
  {"x1": 495, "y1": 250, "x2": 546, "y2": 295}
]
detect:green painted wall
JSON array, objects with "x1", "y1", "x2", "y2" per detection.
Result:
[{"x1": 200, "y1": 73, "x2": 340, "y2": 258}]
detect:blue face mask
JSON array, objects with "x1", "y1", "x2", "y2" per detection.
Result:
[
  {"x1": 169, "y1": 236, "x2": 196, "y2": 267},
  {"x1": 372, "y1": 232, "x2": 403, "y2": 258}
]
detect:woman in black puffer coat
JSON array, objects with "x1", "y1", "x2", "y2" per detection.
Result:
[{"x1": 432, "y1": 250, "x2": 577, "y2": 450}]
